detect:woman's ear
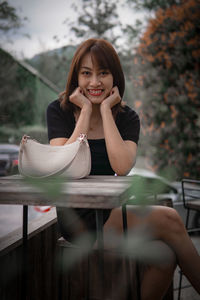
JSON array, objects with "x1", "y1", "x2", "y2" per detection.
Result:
[{"x1": 110, "y1": 87, "x2": 115, "y2": 95}]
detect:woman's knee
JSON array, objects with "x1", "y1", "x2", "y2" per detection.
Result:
[
  {"x1": 150, "y1": 206, "x2": 185, "y2": 238},
  {"x1": 126, "y1": 205, "x2": 184, "y2": 232}
]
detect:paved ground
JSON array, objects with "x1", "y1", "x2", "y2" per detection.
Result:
[{"x1": 173, "y1": 235, "x2": 200, "y2": 300}]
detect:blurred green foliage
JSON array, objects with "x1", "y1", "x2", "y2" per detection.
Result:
[
  {"x1": 132, "y1": 0, "x2": 200, "y2": 179},
  {"x1": 0, "y1": 49, "x2": 58, "y2": 143},
  {"x1": 23, "y1": 173, "x2": 173, "y2": 275},
  {"x1": 0, "y1": 49, "x2": 35, "y2": 127},
  {"x1": 0, "y1": 2, "x2": 57, "y2": 143}
]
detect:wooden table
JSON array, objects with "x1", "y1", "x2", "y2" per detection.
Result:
[
  {"x1": 0, "y1": 175, "x2": 133, "y2": 208},
  {"x1": 0, "y1": 174, "x2": 136, "y2": 300},
  {"x1": 0, "y1": 174, "x2": 133, "y2": 247}
]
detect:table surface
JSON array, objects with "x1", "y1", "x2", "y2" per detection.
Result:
[{"x1": 0, "y1": 175, "x2": 134, "y2": 209}]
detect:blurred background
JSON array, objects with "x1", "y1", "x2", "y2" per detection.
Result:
[
  {"x1": 1, "y1": 0, "x2": 199, "y2": 180},
  {"x1": 0, "y1": 4, "x2": 200, "y2": 298},
  {"x1": 0, "y1": 0, "x2": 200, "y2": 235}
]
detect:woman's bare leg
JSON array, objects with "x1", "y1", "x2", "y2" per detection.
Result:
[
  {"x1": 103, "y1": 205, "x2": 200, "y2": 297},
  {"x1": 141, "y1": 259, "x2": 175, "y2": 300},
  {"x1": 144, "y1": 206, "x2": 200, "y2": 294}
]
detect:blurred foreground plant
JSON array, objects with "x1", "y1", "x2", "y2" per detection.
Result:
[{"x1": 22, "y1": 172, "x2": 175, "y2": 298}]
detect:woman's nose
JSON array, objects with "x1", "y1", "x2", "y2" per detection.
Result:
[{"x1": 90, "y1": 75, "x2": 100, "y2": 86}]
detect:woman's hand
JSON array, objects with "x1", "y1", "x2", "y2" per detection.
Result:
[
  {"x1": 69, "y1": 87, "x2": 92, "y2": 111},
  {"x1": 100, "y1": 86, "x2": 121, "y2": 112}
]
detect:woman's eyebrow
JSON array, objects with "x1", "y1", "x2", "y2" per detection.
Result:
[
  {"x1": 80, "y1": 66, "x2": 109, "y2": 71},
  {"x1": 80, "y1": 66, "x2": 91, "y2": 70}
]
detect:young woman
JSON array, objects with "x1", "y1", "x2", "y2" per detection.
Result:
[{"x1": 47, "y1": 38, "x2": 200, "y2": 299}]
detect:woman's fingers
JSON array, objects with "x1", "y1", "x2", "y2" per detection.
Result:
[
  {"x1": 101, "y1": 86, "x2": 121, "y2": 110},
  {"x1": 69, "y1": 87, "x2": 91, "y2": 109}
]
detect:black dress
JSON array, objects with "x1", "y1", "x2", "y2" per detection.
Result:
[{"x1": 46, "y1": 100, "x2": 140, "y2": 242}]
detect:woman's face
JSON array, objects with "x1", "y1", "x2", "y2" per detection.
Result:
[{"x1": 78, "y1": 53, "x2": 113, "y2": 104}]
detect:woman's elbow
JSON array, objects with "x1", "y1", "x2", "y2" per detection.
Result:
[{"x1": 114, "y1": 158, "x2": 136, "y2": 176}]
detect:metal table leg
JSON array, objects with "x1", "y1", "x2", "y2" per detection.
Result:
[
  {"x1": 95, "y1": 209, "x2": 104, "y2": 299},
  {"x1": 22, "y1": 205, "x2": 28, "y2": 300},
  {"x1": 95, "y1": 209, "x2": 104, "y2": 249}
]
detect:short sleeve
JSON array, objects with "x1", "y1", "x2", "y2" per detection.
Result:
[
  {"x1": 46, "y1": 100, "x2": 75, "y2": 141},
  {"x1": 116, "y1": 106, "x2": 140, "y2": 144}
]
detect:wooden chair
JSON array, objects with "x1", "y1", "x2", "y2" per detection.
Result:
[{"x1": 177, "y1": 178, "x2": 200, "y2": 300}]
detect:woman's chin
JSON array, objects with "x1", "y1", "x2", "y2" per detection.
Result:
[{"x1": 87, "y1": 95, "x2": 105, "y2": 104}]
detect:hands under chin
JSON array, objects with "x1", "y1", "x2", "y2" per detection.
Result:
[
  {"x1": 69, "y1": 86, "x2": 121, "y2": 114},
  {"x1": 69, "y1": 87, "x2": 92, "y2": 110},
  {"x1": 100, "y1": 86, "x2": 121, "y2": 112}
]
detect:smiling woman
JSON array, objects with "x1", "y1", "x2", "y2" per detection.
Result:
[
  {"x1": 59, "y1": 38, "x2": 125, "y2": 112},
  {"x1": 78, "y1": 54, "x2": 113, "y2": 104},
  {"x1": 46, "y1": 38, "x2": 200, "y2": 299},
  {"x1": 46, "y1": 38, "x2": 139, "y2": 244}
]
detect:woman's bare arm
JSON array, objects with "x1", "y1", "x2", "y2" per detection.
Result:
[
  {"x1": 50, "y1": 87, "x2": 92, "y2": 146},
  {"x1": 100, "y1": 87, "x2": 137, "y2": 175}
]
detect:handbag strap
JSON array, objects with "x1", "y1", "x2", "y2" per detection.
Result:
[
  {"x1": 18, "y1": 134, "x2": 89, "y2": 178},
  {"x1": 18, "y1": 135, "x2": 30, "y2": 176}
]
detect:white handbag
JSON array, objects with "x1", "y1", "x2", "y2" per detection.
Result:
[{"x1": 18, "y1": 134, "x2": 91, "y2": 179}]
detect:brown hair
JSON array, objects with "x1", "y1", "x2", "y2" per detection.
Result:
[{"x1": 59, "y1": 38, "x2": 125, "y2": 112}]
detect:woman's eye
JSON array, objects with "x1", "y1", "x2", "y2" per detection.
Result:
[
  {"x1": 101, "y1": 70, "x2": 109, "y2": 76},
  {"x1": 82, "y1": 71, "x2": 90, "y2": 76}
]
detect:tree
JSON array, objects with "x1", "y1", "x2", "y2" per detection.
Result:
[
  {"x1": 133, "y1": 0, "x2": 200, "y2": 179},
  {"x1": 0, "y1": 2, "x2": 32, "y2": 128},
  {"x1": 64, "y1": 0, "x2": 121, "y2": 48},
  {"x1": 0, "y1": 1, "x2": 21, "y2": 31},
  {"x1": 126, "y1": 0, "x2": 181, "y2": 11},
  {"x1": 0, "y1": 1, "x2": 25, "y2": 45}
]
